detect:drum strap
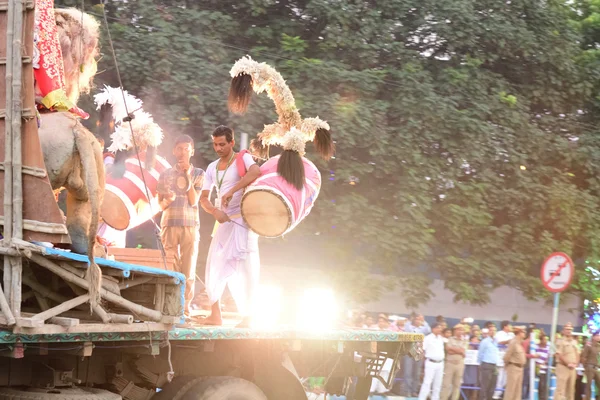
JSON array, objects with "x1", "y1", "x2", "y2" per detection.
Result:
[{"x1": 236, "y1": 150, "x2": 250, "y2": 178}]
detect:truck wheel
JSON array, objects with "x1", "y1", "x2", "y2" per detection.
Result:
[
  {"x1": 153, "y1": 376, "x2": 203, "y2": 400},
  {"x1": 0, "y1": 387, "x2": 121, "y2": 400},
  {"x1": 183, "y1": 377, "x2": 267, "y2": 400}
]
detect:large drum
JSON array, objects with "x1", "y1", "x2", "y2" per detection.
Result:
[
  {"x1": 101, "y1": 153, "x2": 171, "y2": 231},
  {"x1": 241, "y1": 155, "x2": 321, "y2": 237}
]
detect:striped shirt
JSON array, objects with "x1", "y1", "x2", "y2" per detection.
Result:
[
  {"x1": 157, "y1": 164, "x2": 204, "y2": 227},
  {"x1": 532, "y1": 343, "x2": 550, "y2": 372}
]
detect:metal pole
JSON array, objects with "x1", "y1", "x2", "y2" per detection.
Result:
[
  {"x1": 240, "y1": 132, "x2": 249, "y2": 150},
  {"x1": 529, "y1": 339, "x2": 535, "y2": 400},
  {"x1": 546, "y1": 292, "x2": 560, "y2": 397}
]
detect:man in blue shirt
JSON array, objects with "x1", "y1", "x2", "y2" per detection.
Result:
[
  {"x1": 403, "y1": 313, "x2": 432, "y2": 396},
  {"x1": 478, "y1": 323, "x2": 499, "y2": 400}
]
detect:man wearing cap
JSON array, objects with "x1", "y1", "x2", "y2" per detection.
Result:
[
  {"x1": 503, "y1": 325, "x2": 527, "y2": 399},
  {"x1": 478, "y1": 325, "x2": 499, "y2": 400},
  {"x1": 441, "y1": 324, "x2": 469, "y2": 400},
  {"x1": 581, "y1": 331, "x2": 600, "y2": 400},
  {"x1": 554, "y1": 322, "x2": 580, "y2": 400},
  {"x1": 418, "y1": 322, "x2": 446, "y2": 400}
]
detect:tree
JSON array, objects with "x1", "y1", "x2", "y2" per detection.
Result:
[{"x1": 55, "y1": 0, "x2": 600, "y2": 308}]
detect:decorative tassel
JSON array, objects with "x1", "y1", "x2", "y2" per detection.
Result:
[
  {"x1": 87, "y1": 259, "x2": 102, "y2": 312},
  {"x1": 228, "y1": 73, "x2": 253, "y2": 114},
  {"x1": 277, "y1": 150, "x2": 305, "y2": 191},
  {"x1": 313, "y1": 128, "x2": 335, "y2": 160},
  {"x1": 249, "y1": 138, "x2": 269, "y2": 160}
]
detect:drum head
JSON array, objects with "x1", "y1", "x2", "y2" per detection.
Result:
[
  {"x1": 101, "y1": 191, "x2": 130, "y2": 231},
  {"x1": 241, "y1": 190, "x2": 291, "y2": 238}
]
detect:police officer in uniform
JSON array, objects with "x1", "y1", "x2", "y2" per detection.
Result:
[
  {"x1": 582, "y1": 332, "x2": 600, "y2": 400},
  {"x1": 441, "y1": 323, "x2": 468, "y2": 400},
  {"x1": 503, "y1": 325, "x2": 527, "y2": 400},
  {"x1": 554, "y1": 322, "x2": 580, "y2": 400}
]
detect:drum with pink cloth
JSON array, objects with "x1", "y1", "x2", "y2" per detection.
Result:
[
  {"x1": 101, "y1": 153, "x2": 171, "y2": 231},
  {"x1": 241, "y1": 155, "x2": 321, "y2": 237}
]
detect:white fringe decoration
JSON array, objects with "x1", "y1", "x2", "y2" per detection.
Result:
[{"x1": 94, "y1": 85, "x2": 163, "y2": 153}]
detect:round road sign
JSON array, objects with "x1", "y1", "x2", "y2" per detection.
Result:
[{"x1": 541, "y1": 252, "x2": 574, "y2": 293}]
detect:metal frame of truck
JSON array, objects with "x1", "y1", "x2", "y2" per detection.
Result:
[{"x1": 0, "y1": 1, "x2": 423, "y2": 398}]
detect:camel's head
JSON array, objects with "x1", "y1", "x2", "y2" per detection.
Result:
[{"x1": 55, "y1": 8, "x2": 100, "y2": 105}]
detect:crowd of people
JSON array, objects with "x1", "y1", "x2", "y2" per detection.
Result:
[{"x1": 349, "y1": 312, "x2": 600, "y2": 400}]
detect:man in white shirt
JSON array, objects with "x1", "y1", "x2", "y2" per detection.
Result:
[
  {"x1": 418, "y1": 322, "x2": 445, "y2": 400},
  {"x1": 493, "y1": 320, "x2": 515, "y2": 399},
  {"x1": 199, "y1": 126, "x2": 261, "y2": 327}
]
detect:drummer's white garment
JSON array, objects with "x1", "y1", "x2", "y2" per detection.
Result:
[
  {"x1": 202, "y1": 153, "x2": 260, "y2": 315},
  {"x1": 97, "y1": 222, "x2": 126, "y2": 248}
]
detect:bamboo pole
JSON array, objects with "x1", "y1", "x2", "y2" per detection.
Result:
[
  {"x1": 107, "y1": 313, "x2": 133, "y2": 324},
  {"x1": 0, "y1": 270, "x2": 15, "y2": 326},
  {"x1": 32, "y1": 294, "x2": 90, "y2": 322},
  {"x1": 154, "y1": 284, "x2": 165, "y2": 313},
  {"x1": 0, "y1": 262, "x2": 69, "y2": 303},
  {"x1": 0, "y1": 217, "x2": 68, "y2": 234},
  {"x1": 60, "y1": 310, "x2": 134, "y2": 324},
  {"x1": 0, "y1": 248, "x2": 19, "y2": 256},
  {"x1": 29, "y1": 254, "x2": 164, "y2": 322},
  {"x1": 8, "y1": 0, "x2": 24, "y2": 317},
  {"x1": 118, "y1": 276, "x2": 178, "y2": 290},
  {"x1": 59, "y1": 262, "x2": 86, "y2": 279},
  {"x1": 93, "y1": 303, "x2": 111, "y2": 323},
  {"x1": 3, "y1": 0, "x2": 15, "y2": 306},
  {"x1": 66, "y1": 282, "x2": 110, "y2": 323},
  {"x1": 11, "y1": 0, "x2": 23, "y2": 239}
]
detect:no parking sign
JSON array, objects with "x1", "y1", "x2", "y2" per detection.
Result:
[{"x1": 540, "y1": 252, "x2": 574, "y2": 293}]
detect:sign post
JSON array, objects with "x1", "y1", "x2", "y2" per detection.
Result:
[{"x1": 539, "y1": 252, "x2": 574, "y2": 400}]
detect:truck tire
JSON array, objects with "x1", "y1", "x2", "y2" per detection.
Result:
[
  {"x1": 0, "y1": 387, "x2": 121, "y2": 400},
  {"x1": 153, "y1": 376, "x2": 203, "y2": 400},
  {"x1": 183, "y1": 377, "x2": 267, "y2": 400}
]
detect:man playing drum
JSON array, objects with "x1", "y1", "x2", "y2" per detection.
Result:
[
  {"x1": 157, "y1": 134, "x2": 205, "y2": 317},
  {"x1": 200, "y1": 126, "x2": 261, "y2": 327}
]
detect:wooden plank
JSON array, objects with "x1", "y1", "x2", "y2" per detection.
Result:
[
  {"x1": 12, "y1": 322, "x2": 172, "y2": 335},
  {"x1": 154, "y1": 283, "x2": 165, "y2": 313},
  {"x1": 119, "y1": 276, "x2": 178, "y2": 290},
  {"x1": 16, "y1": 317, "x2": 44, "y2": 328},
  {"x1": 31, "y1": 294, "x2": 90, "y2": 322},
  {"x1": 48, "y1": 316, "x2": 79, "y2": 327}
]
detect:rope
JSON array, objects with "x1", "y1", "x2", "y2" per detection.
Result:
[
  {"x1": 99, "y1": 2, "x2": 168, "y2": 270},
  {"x1": 77, "y1": 0, "x2": 84, "y2": 96}
]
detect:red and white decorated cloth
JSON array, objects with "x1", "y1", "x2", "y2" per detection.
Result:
[{"x1": 33, "y1": 0, "x2": 88, "y2": 119}]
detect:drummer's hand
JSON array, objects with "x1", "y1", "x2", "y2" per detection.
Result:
[
  {"x1": 213, "y1": 209, "x2": 230, "y2": 224},
  {"x1": 221, "y1": 191, "x2": 234, "y2": 208},
  {"x1": 166, "y1": 190, "x2": 176, "y2": 202}
]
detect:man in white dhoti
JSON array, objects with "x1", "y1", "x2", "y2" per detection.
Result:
[{"x1": 199, "y1": 126, "x2": 261, "y2": 327}]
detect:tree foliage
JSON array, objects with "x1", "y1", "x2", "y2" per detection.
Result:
[{"x1": 56, "y1": 0, "x2": 600, "y2": 308}]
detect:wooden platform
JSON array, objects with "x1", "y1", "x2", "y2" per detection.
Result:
[
  {"x1": 108, "y1": 247, "x2": 177, "y2": 271},
  {"x1": 0, "y1": 244, "x2": 186, "y2": 333}
]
